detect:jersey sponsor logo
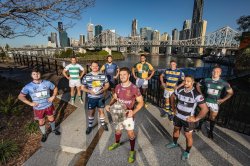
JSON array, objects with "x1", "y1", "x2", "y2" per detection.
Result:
[
  {"x1": 92, "y1": 81, "x2": 101, "y2": 87},
  {"x1": 207, "y1": 88, "x2": 219, "y2": 95}
]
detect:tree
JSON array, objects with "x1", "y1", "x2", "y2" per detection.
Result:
[
  {"x1": 0, "y1": 0, "x2": 95, "y2": 38},
  {"x1": 237, "y1": 15, "x2": 250, "y2": 32}
]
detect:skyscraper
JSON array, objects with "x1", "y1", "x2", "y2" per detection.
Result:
[
  {"x1": 172, "y1": 29, "x2": 179, "y2": 53},
  {"x1": 58, "y1": 22, "x2": 69, "y2": 47},
  {"x1": 151, "y1": 30, "x2": 160, "y2": 54},
  {"x1": 191, "y1": 0, "x2": 204, "y2": 38},
  {"x1": 95, "y1": 25, "x2": 103, "y2": 37},
  {"x1": 51, "y1": 32, "x2": 58, "y2": 47},
  {"x1": 79, "y1": 34, "x2": 85, "y2": 46},
  {"x1": 172, "y1": 28, "x2": 179, "y2": 41},
  {"x1": 87, "y1": 23, "x2": 94, "y2": 42},
  {"x1": 131, "y1": 19, "x2": 138, "y2": 37},
  {"x1": 183, "y1": 20, "x2": 191, "y2": 30},
  {"x1": 140, "y1": 27, "x2": 153, "y2": 40}
]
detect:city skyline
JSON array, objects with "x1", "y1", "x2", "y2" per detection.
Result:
[{"x1": 1, "y1": 0, "x2": 250, "y2": 47}]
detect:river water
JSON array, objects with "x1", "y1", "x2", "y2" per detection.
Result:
[{"x1": 113, "y1": 54, "x2": 232, "y2": 79}]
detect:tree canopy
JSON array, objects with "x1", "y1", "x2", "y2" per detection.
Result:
[
  {"x1": 237, "y1": 15, "x2": 250, "y2": 32},
  {"x1": 0, "y1": 0, "x2": 95, "y2": 38}
]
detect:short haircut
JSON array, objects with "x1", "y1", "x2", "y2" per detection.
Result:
[
  {"x1": 71, "y1": 56, "x2": 76, "y2": 60},
  {"x1": 213, "y1": 65, "x2": 222, "y2": 71},
  {"x1": 91, "y1": 61, "x2": 99, "y2": 66},
  {"x1": 170, "y1": 59, "x2": 177, "y2": 64},
  {"x1": 185, "y1": 75, "x2": 194, "y2": 81},
  {"x1": 31, "y1": 68, "x2": 41, "y2": 74},
  {"x1": 107, "y1": 55, "x2": 112, "y2": 59},
  {"x1": 140, "y1": 54, "x2": 146, "y2": 58},
  {"x1": 120, "y1": 67, "x2": 131, "y2": 74}
]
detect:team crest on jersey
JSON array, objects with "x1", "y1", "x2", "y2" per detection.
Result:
[{"x1": 200, "y1": 96, "x2": 204, "y2": 101}]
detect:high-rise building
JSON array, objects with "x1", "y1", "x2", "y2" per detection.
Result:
[
  {"x1": 131, "y1": 19, "x2": 138, "y2": 37},
  {"x1": 140, "y1": 27, "x2": 153, "y2": 52},
  {"x1": 151, "y1": 30, "x2": 160, "y2": 54},
  {"x1": 191, "y1": 0, "x2": 204, "y2": 38},
  {"x1": 58, "y1": 22, "x2": 63, "y2": 32},
  {"x1": 183, "y1": 20, "x2": 191, "y2": 30},
  {"x1": 198, "y1": 20, "x2": 207, "y2": 54},
  {"x1": 51, "y1": 32, "x2": 58, "y2": 47},
  {"x1": 87, "y1": 23, "x2": 94, "y2": 42},
  {"x1": 101, "y1": 29, "x2": 116, "y2": 46},
  {"x1": 172, "y1": 28, "x2": 179, "y2": 41},
  {"x1": 58, "y1": 22, "x2": 69, "y2": 47},
  {"x1": 140, "y1": 27, "x2": 153, "y2": 40},
  {"x1": 95, "y1": 25, "x2": 103, "y2": 37},
  {"x1": 79, "y1": 34, "x2": 85, "y2": 46},
  {"x1": 161, "y1": 32, "x2": 168, "y2": 41},
  {"x1": 172, "y1": 29, "x2": 179, "y2": 53}
]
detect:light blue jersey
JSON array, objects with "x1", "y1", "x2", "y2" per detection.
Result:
[{"x1": 21, "y1": 80, "x2": 55, "y2": 110}]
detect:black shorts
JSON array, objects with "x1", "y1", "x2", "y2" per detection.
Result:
[
  {"x1": 173, "y1": 116, "x2": 198, "y2": 132},
  {"x1": 88, "y1": 97, "x2": 105, "y2": 110},
  {"x1": 109, "y1": 81, "x2": 116, "y2": 89}
]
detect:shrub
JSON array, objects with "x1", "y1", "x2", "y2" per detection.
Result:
[
  {"x1": 0, "y1": 139, "x2": 19, "y2": 165},
  {"x1": 25, "y1": 121, "x2": 39, "y2": 134},
  {"x1": 98, "y1": 50, "x2": 109, "y2": 56},
  {"x1": 0, "y1": 94, "x2": 23, "y2": 116}
]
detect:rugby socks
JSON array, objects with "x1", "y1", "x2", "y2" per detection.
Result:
[
  {"x1": 165, "y1": 100, "x2": 170, "y2": 113},
  {"x1": 115, "y1": 133, "x2": 122, "y2": 143},
  {"x1": 130, "y1": 137, "x2": 136, "y2": 151},
  {"x1": 78, "y1": 96, "x2": 81, "y2": 100},
  {"x1": 39, "y1": 125, "x2": 46, "y2": 135},
  {"x1": 99, "y1": 117, "x2": 105, "y2": 126},
  {"x1": 186, "y1": 146, "x2": 192, "y2": 153},
  {"x1": 88, "y1": 117, "x2": 94, "y2": 127},
  {"x1": 210, "y1": 120, "x2": 216, "y2": 132},
  {"x1": 71, "y1": 96, "x2": 74, "y2": 101},
  {"x1": 49, "y1": 120, "x2": 56, "y2": 131},
  {"x1": 173, "y1": 136, "x2": 178, "y2": 144}
]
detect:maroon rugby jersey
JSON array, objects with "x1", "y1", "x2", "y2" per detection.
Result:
[{"x1": 115, "y1": 83, "x2": 141, "y2": 110}]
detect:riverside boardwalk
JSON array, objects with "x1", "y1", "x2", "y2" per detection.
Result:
[{"x1": 0, "y1": 63, "x2": 249, "y2": 166}]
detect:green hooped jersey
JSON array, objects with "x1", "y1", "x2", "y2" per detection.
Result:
[
  {"x1": 133, "y1": 62, "x2": 154, "y2": 79},
  {"x1": 64, "y1": 63, "x2": 84, "y2": 80},
  {"x1": 199, "y1": 78, "x2": 231, "y2": 103}
]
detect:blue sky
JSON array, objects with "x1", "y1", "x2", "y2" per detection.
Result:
[{"x1": 1, "y1": 0, "x2": 250, "y2": 47}]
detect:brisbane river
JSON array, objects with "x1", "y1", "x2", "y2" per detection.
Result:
[{"x1": 77, "y1": 54, "x2": 232, "y2": 79}]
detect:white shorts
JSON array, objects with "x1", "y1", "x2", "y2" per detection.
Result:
[
  {"x1": 206, "y1": 102, "x2": 219, "y2": 112},
  {"x1": 164, "y1": 89, "x2": 174, "y2": 98},
  {"x1": 69, "y1": 79, "x2": 81, "y2": 88},
  {"x1": 136, "y1": 78, "x2": 148, "y2": 89},
  {"x1": 115, "y1": 118, "x2": 135, "y2": 131}
]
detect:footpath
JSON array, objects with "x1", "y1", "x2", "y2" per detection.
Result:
[{"x1": 0, "y1": 63, "x2": 249, "y2": 166}]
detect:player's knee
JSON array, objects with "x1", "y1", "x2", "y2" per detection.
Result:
[{"x1": 39, "y1": 119, "x2": 45, "y2": 126}]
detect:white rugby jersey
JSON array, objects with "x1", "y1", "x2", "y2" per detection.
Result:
[{"x1": 174, "y1": 87, "x2": 205, "y2": 121}]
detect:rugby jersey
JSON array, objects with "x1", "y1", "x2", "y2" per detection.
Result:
[
  {"x1": 163, "y1": 68, "x2": 184, "y2": 92},
  {"x1": 115, "y1": 83, "x2": 141, "y2": 110},
  {"x1": 175, "y1": 87, "x2": 205, "y2": 121},
  {"x1": 133, "y1": 62, "x2": 154, "y2": 79},
  {"x1": 82, "y1": 72, "x2": 108, "y2": 99},
  {"x1": 100, "y1": 63, "x2": 119, "y2": 83},
  {"x1": 64, "y1": 63, "x2": 84, "y2": 80},
  {"x1": 199, "y1": 78, "x2": 231, "y2": 104},
  {"x1": 20, "y1": 80, "x2": 55, "y2": 110}
]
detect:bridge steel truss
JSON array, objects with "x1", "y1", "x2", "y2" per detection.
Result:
[{"x1": 87, "y1": 26, "x2": 240, "y2": 49}]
